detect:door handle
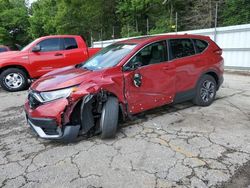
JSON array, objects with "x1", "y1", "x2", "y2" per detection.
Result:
[
  {"x1": 55, "y1": 53, "x2": 63, "y2": 56},
  {"x1": 163, "y1": 66, "x2": 170, "y2": 70},
  {"x1": 194, "y1": 59, "x2": 202, "y2": 63}
]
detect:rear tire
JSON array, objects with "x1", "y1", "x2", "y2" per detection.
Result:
[
  {"x1": 193, "y1": 75, "x2": 217, "y2": 106},
  {"x1": 0, "y1": 68, "x2": 28, "y2": 92},
  {"x1": 100, "y1": 96, "x2": 119, "y2": 139}
]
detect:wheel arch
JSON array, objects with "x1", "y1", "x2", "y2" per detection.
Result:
[
  {"x1": 197, "y1": 69, "x2": 219, "y2": 88},
  {"x1": 204, "y1": 71, "x2": 219, "y2": 86},
  {"x1": 0, "y1": 65, "x2": 30, "y2": 78},
  {"x1": 67, "y1": 90, "x2": 126, "y2": 130}
]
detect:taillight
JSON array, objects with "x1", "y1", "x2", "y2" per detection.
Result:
[{"x1": 214, "y1": 49, "x2": 222, "y2": 55}]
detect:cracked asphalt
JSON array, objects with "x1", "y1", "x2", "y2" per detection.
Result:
[{"x1": 0, "y1": 72, "x2": 250, "y2": 188}]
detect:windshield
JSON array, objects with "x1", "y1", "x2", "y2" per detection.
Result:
[{"x1": 81, "y1": 43, "x2": 137, "y2": 70}]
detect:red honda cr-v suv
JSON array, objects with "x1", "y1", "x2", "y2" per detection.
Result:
[{"x1": 24, "y1": 34, "x2": 224, "y2": 142}]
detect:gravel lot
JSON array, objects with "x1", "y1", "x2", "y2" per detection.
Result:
[{"x1": 0, "y1": 72, "x2": 250, "y2": 188}]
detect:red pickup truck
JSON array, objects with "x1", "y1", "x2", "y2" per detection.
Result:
[
  {"x1": 0, "y1": 45, "x2": 10, "y2": 53},
  {"x1": 0, "y1": 35, "x2": 101, "y2": 92}
]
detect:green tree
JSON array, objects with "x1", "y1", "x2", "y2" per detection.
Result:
[
  {"x1": 117, "y1": 0, "x2": 155, "y2": 37},
  {"x1": 28, "y1": 0, "x2": 57, "y2": 39},
  {"x1": 116, "y1": 0, "x2": 186, "y2": 37},
  {"x1": 2, "y1": 0, "x2": 250, "y2": 47},
  {"x1": 222, "y1": 0, "x2": 250, "y2": 26},
  {"x1": 54, "y1": 0, "x2": 119, "y2": 45},
  {"x1": 0, "y1": 0, "x2": 30, "y2": 48}
]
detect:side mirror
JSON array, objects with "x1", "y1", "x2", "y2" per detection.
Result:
[
  {"x1": 123, "y1": 61, "x2": 142, "y2": 72},
  {"x1": 132, "y1": 61, "x2": 142, "y2": 70},
  {"x1": 133, "y1": 73, "x2": 142, "y2": 87},
  {"x1": 32, "y1": 45, "x2": 41, "y2": 52}
]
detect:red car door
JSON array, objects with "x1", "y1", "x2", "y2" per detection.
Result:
[
  {"x1": 123, "y1": 40, "x2": 175, "y2": 114},
  {"x1": 29, "y1": 38, "x2": 66, "y2": 77},
  {"x1": 168, "y1": 38, "x2": 200, "y2": 93},
  {"x1": 62, "y1": 37, "x2": 88, "y2": 65}
]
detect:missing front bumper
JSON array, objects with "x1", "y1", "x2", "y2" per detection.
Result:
[{"x1": 27, "y1": 117, "x2": 80, "y2": 142}]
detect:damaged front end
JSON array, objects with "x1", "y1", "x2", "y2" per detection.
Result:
[
  {"x1": 26, "y1": 115, "x2": 80, "y2": 142},
  {"x1": 25, "y1": 88, "x2": 112, "y2": 142}
]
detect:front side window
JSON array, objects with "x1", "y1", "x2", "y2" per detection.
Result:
[
  {"x1": 38, "y1": 38, "x2": 61, "y2": 52},
  {"x1": 193, "y1": 39, "x2": 208, "y2": 53},
  {"x1": 63, "y1": 38, "x2": 78, "y2": 50},
  {"x1": 81, "y1": 43, "x2": 137, "y2": 70},
  {"x1": 127, "y1": 41, "x2": 167, "y2": 68},
  {"x1": 22, "y1": 38, "x2": 40, "y2": 51},
  {"x1": 169, "y1": 39, "x2": 195, "y2": 60}
]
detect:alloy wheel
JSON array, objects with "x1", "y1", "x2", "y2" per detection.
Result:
[
  {"x1": 4, "y1": 73, "x2": 24, "y2": 89},
  {"x1": 200, "y1": 80, "x2": 215, "y2": 103}
]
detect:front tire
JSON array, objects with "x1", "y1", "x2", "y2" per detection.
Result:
[
  {"x1": 193, "y1": 75, "x2": 217, "y2": 106},
  {"x1": 100, "y1": 96, "x2": 119, "y2": 139},
  {"x1": 0, "y1": 68, "x2": 28, "y2": 92}
]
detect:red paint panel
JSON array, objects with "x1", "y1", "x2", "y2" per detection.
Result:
[{"x1": 124, "y1": 62, "x2": 175, "y2": 114}]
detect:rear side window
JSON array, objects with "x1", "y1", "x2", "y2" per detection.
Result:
[
  {"x1": 169, "y1": 39, "x2": 195, "y2": 60},
  {"x1": 0, "y1": 47, "x2": 7, "y2": 52},
  {"x1": 38, "y1": 38, "x2": 61, "y2": 52},
  {"x1": 63, "y1": 38, "x2": 78, "y2": 50},
  {"x1": 193, "y1": 39, "x2": 208, "y2": 53}
]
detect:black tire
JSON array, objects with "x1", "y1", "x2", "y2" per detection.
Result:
[
  {"x1": 0, "y1": 68, "x2": 28, "y2": 92},
  {"x1": 100, "y1": 96, "x2": 119, "y2": 139},
  {"x1": 193, "y1": 75, "x2": 217, "y2": 106}
]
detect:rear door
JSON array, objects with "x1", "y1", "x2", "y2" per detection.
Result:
[
  {"x1": 168, "y1": 38, "x2": 200, "y2": 93},
  {"x1": 123, "y1": 40, "x2": 175, "y2": 114},
  {"x1": 61, "y1": 37, "x2": 88, "y2": 65},
  {"x1": 29, "y1": 38, "x2": 65, "y2": 77}
]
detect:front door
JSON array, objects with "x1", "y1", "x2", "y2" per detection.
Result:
[
  {"x1": 123, "y1": 40, "x2": 175, "y2": 114},
  {"x1": 29, "y1": 38, "x2": 65, "y2": 77}
]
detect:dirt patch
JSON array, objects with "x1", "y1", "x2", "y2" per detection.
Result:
[
  {"x1": 222, "y1": 161, "x2": 250, "y2": 188},
  {"x1": 2, "y1": 105, "x2": 24, "y2": 112}
]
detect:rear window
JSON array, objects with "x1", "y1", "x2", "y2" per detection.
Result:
[
  {"x1": 169, "y1": 39, "x2": 195, "y2": 60},
  {"x1": 63, "y1": 38, "x2": 78, "y2": 50},
  {"x1": 193, "y1": 39, "x2": 208, "y2": 53}
]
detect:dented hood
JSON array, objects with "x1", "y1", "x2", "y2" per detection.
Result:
[{"x1": 31, "y1": 66, "x2": 100, "y2": 91}]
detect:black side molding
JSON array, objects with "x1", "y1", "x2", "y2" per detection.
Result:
[{"x1": 173, "y1": 89, "x2": 196, "y2": 104}]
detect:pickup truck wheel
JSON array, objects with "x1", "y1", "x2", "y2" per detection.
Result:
[
  {"x1": 193, "y1": 75, "x2": 217, "y2": 106},
  {"x1": 100, "y1": 96, "x2": 119, "y2": 139},
  {"x1": 0, "y1": 68, "x2": 28, "y2": 92}
]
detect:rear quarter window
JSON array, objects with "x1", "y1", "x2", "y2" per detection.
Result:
[{"x1": 193, "y1": 39, "x2": 208, "y2": 53}]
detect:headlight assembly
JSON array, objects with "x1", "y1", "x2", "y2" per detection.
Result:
[{"x1": 39, "y1": 86, "x2": 77, "y2": 103}]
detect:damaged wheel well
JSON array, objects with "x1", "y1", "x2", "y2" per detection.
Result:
[{"x1": 68, "y1": 91, "x2": 125, "y2": 135}]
